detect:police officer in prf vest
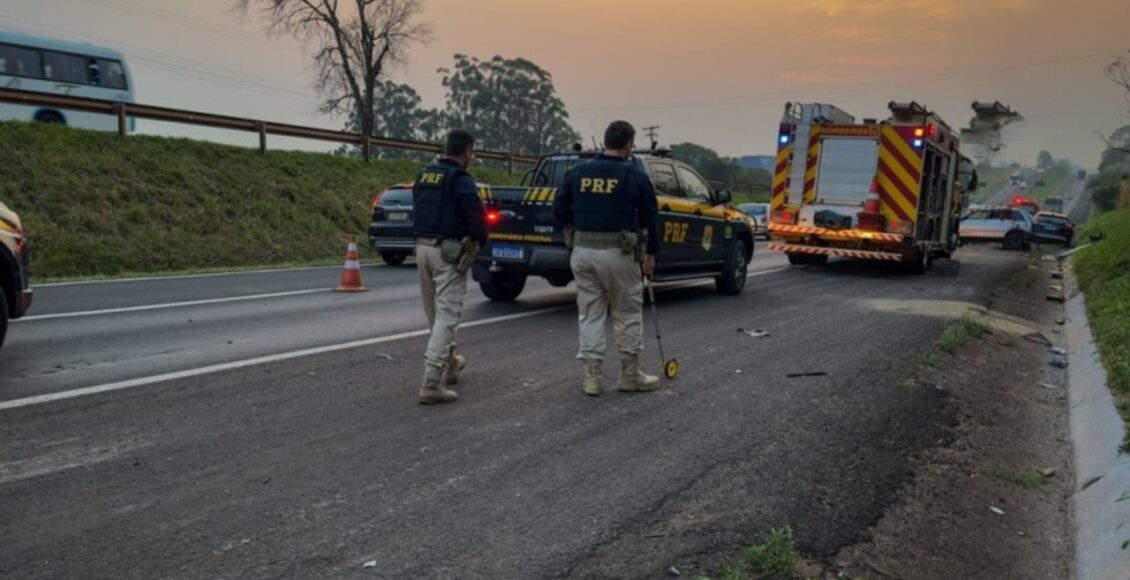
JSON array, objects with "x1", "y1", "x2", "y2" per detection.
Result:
[
  {"x1": 553, "y1": 120, "x2": 661, "y2": 397},
  {"x1": 411, "y1": 129, "x2": 487, "y2": 405}
]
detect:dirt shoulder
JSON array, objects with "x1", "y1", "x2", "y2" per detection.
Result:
[{"x1": 828, "y1": 255, "x2": 1075, "y2": 579}]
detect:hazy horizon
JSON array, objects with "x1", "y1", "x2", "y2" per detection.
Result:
[{"x1": 2, "y1": 0, "x2": 1127, "y2": 168}]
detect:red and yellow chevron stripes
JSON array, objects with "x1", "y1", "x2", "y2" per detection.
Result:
[
  {"x1": 802, "y1": 125, "x2": 823, "y2": 205},
  {"x1": 771, "y1": 139, "x2": 793, "y2": 213},
  {"x1": 766, "y1": 243, "x2": 903, "y2": 262},
  {"x1": 768, "y1": 223, "x2": 904, "y2": 242},
  {"x1": 877, "y1": 126, "x2": 924, "y2": 226}
]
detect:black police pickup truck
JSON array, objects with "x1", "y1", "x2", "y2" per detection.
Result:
[{"x1": 473, "y1": 149, "x2": 756, "y2": 302}]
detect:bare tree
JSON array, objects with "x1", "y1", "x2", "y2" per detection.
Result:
[
  {"x1": 1103, "y1": 50, "x2": 1130, "y2": 154},
  {"x1": 236, "y1": 0, "x2": 433, "y2": 146}
]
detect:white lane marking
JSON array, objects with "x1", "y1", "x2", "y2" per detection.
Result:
[
  {"x1": 16, "y1": 289, "x2": 329, "y2": 322},
  {"x1": 35, "y1": 263, "x2": 388, "y2": 288},
  {"x1": 1, "y1": 266, "x2": 792, "y2": 411},
  {"x1": 0, "y1": 306, "x2": 572, "y2": 411}
]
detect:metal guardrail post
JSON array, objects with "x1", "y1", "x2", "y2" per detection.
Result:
[
  {"x1": 507, "y1": 153, "x2": 514, "y2": 176},
  {"x1": 257, "y1": 122, "x2": 267, "y2": 154},
  {"x1": 115, "y1": 103, "x2": 127, "y2": 139}
]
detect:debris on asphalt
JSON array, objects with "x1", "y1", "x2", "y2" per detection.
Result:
[
  {"x1": 374, "y1": 353, "x2": 395, "y2": 361},
  {"x1": 1037, "y1": 383, "x2": 1059, "y2": 390},
  {"x1": 363, "y1": 560, "x2": 377, "y2": 569},
  {"x1": 1046, "y1": 294, "x2": 1065, "y2": 303},
  {"x1": 990, "y1": 506, "x2": 1005, "y2": 516},
  {"x1": 1040, "y1": 468, "x2": 1057, "y2": 478},
  {"x1": 1049, "y1": 346, "x2": 1067, "y2": 356},
  {"x1": 738, "y1": 328, "x2": 770, "y2": 338},
  {"x1": 667, "y1": 566, "x2": 681, "y2": 577},
  {"x1": 786, "y1": 372, "x2": 827, "y2": 378},
  {"x1": 1042, "y1": 255, "x2": 1057, "y2": 262},
  {"x1": 1056, "y1": 318, "x2": 1066, "y2": 325},
  {"x1": 1047, "y1": 284, "x2": 1064, "y2": 293},
  {"x1": 1023, "y1": 333, "x2": 1052, "y2": 347},
  {"x1": 735, "y1": 369, "x2": 743, "y2": 374},
  {"x1": 1049, "y1": 360, "x2": 1069, "y2": 369},
  {"x1": 1051, "y1": 271, "x2": 1065, "y2": 280}
]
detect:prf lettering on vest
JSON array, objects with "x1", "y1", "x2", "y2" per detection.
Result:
[
  {"x1": 420, "y1": 172, "x2": 445, "y2": 185},
  {"x1": 663, "y1": 221, "x2": 689, "y2": 243},
  {"x1": 579, "y1": 178, "x2": 619, "y2": 194}
]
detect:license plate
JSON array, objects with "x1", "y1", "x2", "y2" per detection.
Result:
[
  {"x1": 389, "y1": 212, "x2": 409, "y2": 221},
  {"x1": 491, "y1": 244, "x2": 525, "y2": 260}
]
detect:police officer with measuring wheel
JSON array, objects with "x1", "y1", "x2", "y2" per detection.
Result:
[
  {"x1": 412, "y1": 129, "x2": 487, "y2": 404},
  {"x1": 554, "y1": 120, "x2": 661, "y2": 397}
]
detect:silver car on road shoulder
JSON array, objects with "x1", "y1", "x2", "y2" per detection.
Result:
[{"x1": 958, "y1": 206, "x2": 1033, "y2": 251}]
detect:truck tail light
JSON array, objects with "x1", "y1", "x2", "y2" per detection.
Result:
[{"x1": 486, "y1": 210, "x2": 501, "y2": 225}]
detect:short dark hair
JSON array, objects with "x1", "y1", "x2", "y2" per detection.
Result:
[
  {"x1": 445, "y1": 129, "x2": 476, "y2": 157},
  {"x1": 604, "y1": 121, "x2": 635, "y2": 150}
]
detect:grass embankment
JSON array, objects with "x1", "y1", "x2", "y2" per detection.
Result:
[
  {"x1": 698, "y1": 528, "x2": 802, "y2": 580},
  {"x1": 1073, "y1": 208, "x2": 1130, "y2": 442},
  {"x1": 0, "y1": 121, "x2": 519, "y2": 279}
]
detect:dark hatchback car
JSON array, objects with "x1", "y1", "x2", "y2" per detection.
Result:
[
  {"x1": 1032, "y1": 211, "x2": 1075, "y2": 246},
  {"x1": 368, "y1": 184, "x2": 415, "y2": 265}
]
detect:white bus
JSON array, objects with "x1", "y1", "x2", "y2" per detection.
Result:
[{"x1": 0, "y1": 30, "x2": 135, "y2": 132}]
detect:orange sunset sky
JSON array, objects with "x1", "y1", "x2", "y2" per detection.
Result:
[{"x1": 2, "y1": 0, "x2": 1127, "y2": 166}]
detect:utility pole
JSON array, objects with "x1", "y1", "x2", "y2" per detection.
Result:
[{"x1": 642, "y1": 125, "x2": 660, "y2": 150}]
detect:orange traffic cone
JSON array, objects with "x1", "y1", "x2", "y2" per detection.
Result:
[
  {"x1": 857, "y1": 177, "x2": 886, "y2": 231},
  {"x1": 334, "y1": 236, "x2": 368, "y2": 292}
]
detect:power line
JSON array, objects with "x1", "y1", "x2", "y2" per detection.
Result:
[{"x1": 571, "y1": 49, "x2": 1122, "y2": 113}]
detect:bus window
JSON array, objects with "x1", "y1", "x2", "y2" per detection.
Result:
[
  {"x1": 97, "y1": 59, "x2": 128, "y2": 89},
  {"x1": 42, "y1": 51, "x2": 87, "y2": 84},
  {"x1": 0, "y1": 43, "x2": 42, "y2": 78}
]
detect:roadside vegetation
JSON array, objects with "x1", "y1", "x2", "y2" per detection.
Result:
[
  {"x1": 986, "y1": 466, "x2": 1050, "y2": 490},
  {"x1": 937, "y1": 316, "x2": 991, "y2": 354},
  {"x1": 698, "y1": 528, "x2": 803, "y2": 580},
  {"x1": 1073, "y1": 208, "x2": 1130, "y2": 445},
  {"x1": 0, "y1": 121, "x2": 519, "y2": 279}
]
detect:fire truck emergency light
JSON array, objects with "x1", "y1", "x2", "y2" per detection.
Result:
[{"x1": 779, "y1": 134, "x2": 790, "y2": 144}]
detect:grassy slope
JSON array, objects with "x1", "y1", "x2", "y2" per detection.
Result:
[
  {"x1": 0, "y1": 122, "x2": 519, "y2": 278},
  {"x1": 1074, "y1": 208, "x2": 1130, "y2": 425}
]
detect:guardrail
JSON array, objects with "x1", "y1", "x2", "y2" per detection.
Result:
[
  {"x1": 0, "y1": 87, "x2": 538, "y2": 169},
  {"x1": 0, "y1": 87, "x2": 768, "y2": 191}
]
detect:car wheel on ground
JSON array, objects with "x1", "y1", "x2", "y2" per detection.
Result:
[
  {"x1": 1003, "y1": 231, "x2": 1025, "y2": 251},
  {"x1": 480, "y1": 272, "x2": 527, "y2": 302},
  {"x1": 716, "y1": 240, "x2": 749, "y2": 295},
  {"x1": 380, "y1": 251, "x2": 407, "y2": 266},
  {"x1": 0, "y1": 290, "x2": 8, "y2": 350}
]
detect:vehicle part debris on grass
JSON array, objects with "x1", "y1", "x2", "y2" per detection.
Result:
[
  {"x1": 1023, "y1": 332, "x2": 1052, "y2": 347},
  {"x1": 738, "y1": 328, "x2": 770, "y2": 338},
  {"x1": 990, "y1": 506, "x2": 1005, "y2": 516},
  {"x1": 362, "y1": 560, "x2": 377, "y2": 569}
]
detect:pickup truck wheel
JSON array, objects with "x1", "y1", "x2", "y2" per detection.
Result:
[
  {"x1": 0, "y1": 290, "x2": 8, "y2": 350},
  {"x1": 1003, "y1": 231, "x2": 1025, "y2": 251},
  {"x1": 379, "y1": 251, "x2": 406, "y2": 266},
  {"x1": 716, "y1": 241, "x2": 748, "y2": 295},
  {"x1": 480, "y1": 272, "x2": 527, "y2": 302}
]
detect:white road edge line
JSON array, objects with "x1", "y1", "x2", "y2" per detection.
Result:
[
  {"x1": 35, "y1": 263, "x2": 388, "y2": 288},
  {"x1": 16, "y1": 289, "x2": 330, "y2": 322},
  {"x1": 0, "y1": 306, "x2": 572, "y2": 412},
  {"x1": 1, "y1": 266, "x2": 790, "y2": 411}
]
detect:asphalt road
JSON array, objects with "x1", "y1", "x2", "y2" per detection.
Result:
[{"x1": 0, "y1": 243, "x2": 1027, "y2": 579}]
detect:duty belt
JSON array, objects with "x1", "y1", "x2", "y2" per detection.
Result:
[{"x1": 572, "y1": 230, "x2": 625, "y2": 250}]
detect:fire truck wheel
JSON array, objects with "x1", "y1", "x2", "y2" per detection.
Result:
[
  {"x1": 807, "y1": 255, "x2": 829, "y2": 266},
  {"x1": 908, "y1": 251, "x2": 932, "y2": 275},
  {"x1": 787, "y1": 253, "x2": 808, "y2": 266},
  {"x1": 1003, "y1": 231, "x2": 1025, "y2": 251}
]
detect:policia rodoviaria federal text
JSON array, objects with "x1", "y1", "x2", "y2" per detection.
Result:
[
  {"x1": 411, "y1": 129, "x2": 487, "y2": 405},
  {"x1": 553, "y1": 120, "x2": 662, "y2": 396}
]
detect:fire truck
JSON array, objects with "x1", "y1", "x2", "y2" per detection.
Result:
[{"x1": 767, "y1": 102, "x2": 972, "y2": 273}]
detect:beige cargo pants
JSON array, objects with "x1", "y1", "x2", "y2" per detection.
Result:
[
  {"x1": 570, "y1": 246, "x2": 644, "y2": 361},
  {"x1": 416, "y1": 242, "x2": 467, "y2": 381}
]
